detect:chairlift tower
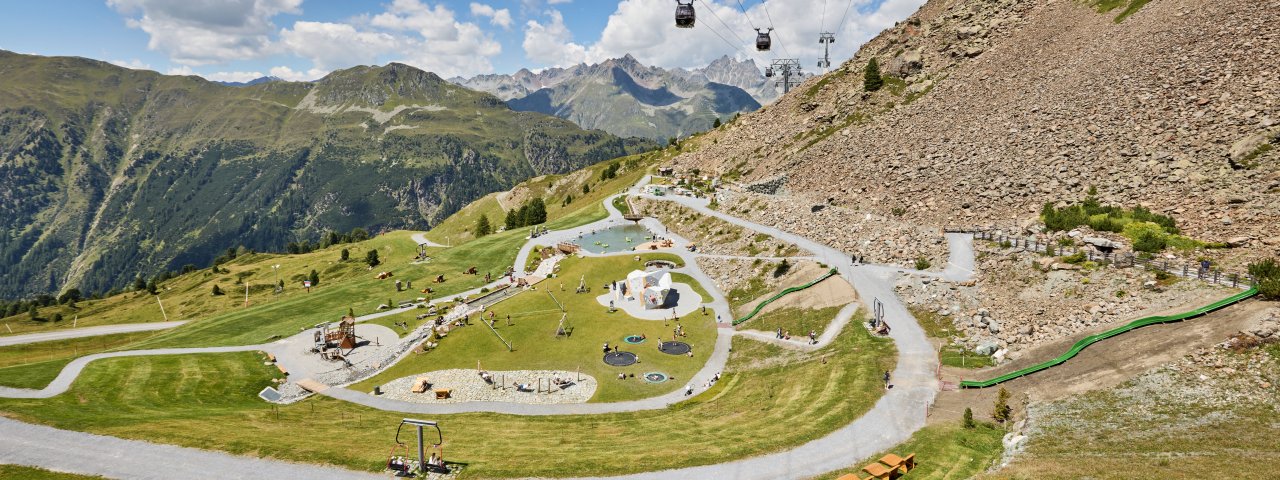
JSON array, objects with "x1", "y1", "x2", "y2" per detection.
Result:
[
  {"x1": 766, "y1": 59, "x2": 803, "y2": 94},
  {"x1": 817, "y1": 32, "x2": 835, "y2": 73}
]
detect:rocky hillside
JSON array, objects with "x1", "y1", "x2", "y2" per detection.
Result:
[
  {"x1": 456, "y1": 55, "x2": 768, "y2": 140},
  {"x1": 0, "y1": 52, "x2": 652, "y2": 298},
  {"x1": 669, "y1": 0, "x2": 1280, "y2": 261}
]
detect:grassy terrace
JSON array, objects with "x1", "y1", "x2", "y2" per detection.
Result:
[
  {"x1": 0, "y1": 320, "x2": 892, "y2": 478},
  {"x1": 0, "y1": 465, "x2": 106, "y2": 479},
  {"x1": 0, "y1": 330, "x2": 162, "y2": 388},
  {"x1": 350, "y1": 253, "x2": 715, "y2": 402},
  {"x1": 738, "y1": 305, "x2": 849, "y2": 338},
  {"x1": 817, "y1": 423, "x2": 1005, "y2": 480}
]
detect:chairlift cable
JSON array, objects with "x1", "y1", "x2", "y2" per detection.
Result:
[
  {"x1": 734, "y1": 0, "x2": 759, "y2": 30},
  {"x1": 834, "y1": 0, "x2": 855, "y2": 39},
  {"x1": 698, "y1": 0, "x2": 772, "y2": 64},
  {"x1": 758, "y1": 0, "x2": 791, "y2": 59},
  {"x1": 820, "y1": 0, "x2": 829, "y2": 33}
]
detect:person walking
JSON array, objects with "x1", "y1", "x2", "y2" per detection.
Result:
[{"x1": 883, "y1": 370, "x2": 891, "y2": 387}]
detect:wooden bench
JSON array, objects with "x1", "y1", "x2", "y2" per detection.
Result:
[
  {"x1": 266, "y1": 353, "x2": 277, "y2": 363},
  {"x1": 275, "y1": 363, "x2": 288, "y2": 376},
  {"x1": 411, "y1": 377, "x2": 431, "y2": 393},
  {"x1": 860, "y1": 462, "x2": 894, "y2": 480},
  {"x1": 434, "y1": 388, "x2": 451, "y2": 399}
]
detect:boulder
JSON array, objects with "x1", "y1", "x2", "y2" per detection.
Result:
[
  {"x1": 1226, "y1": 236, "x2": 1251, "y2": 247},
  {"x1": 975, "y1": 339, "x2": 1001, "y2": 356}
]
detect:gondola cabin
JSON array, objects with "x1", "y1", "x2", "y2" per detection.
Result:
[
  {"x1": 675, "y1": 1, "x2": 695, "y2": 28},
  {"x1": 755, "y1": 28, "x2": 773, "y2": 51}
]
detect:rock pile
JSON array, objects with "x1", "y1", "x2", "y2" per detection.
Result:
[
  {"x1": 634, "y1": 198, "x2": 805, "y2": 257},
  {"x1": 670, "y1": 0, "x2": 1280, "y2": 267},
  {"x1": 895, "y1": 241, "x2": 1232, "y2": 359}
]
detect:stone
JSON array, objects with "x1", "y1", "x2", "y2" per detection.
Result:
[
  {"x1": 1227, "y1": 236, "x2": 1250, "y2": 247},
  {"x1": 976, "y1": 340, "x2": 1001, "y2": 356},
  {"x1": 988, "y1": 320, "x2": 1002, "y2": 334}
]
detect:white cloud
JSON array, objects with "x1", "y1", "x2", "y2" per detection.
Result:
[
  {"x1": 107, "y1": 0, "x2": 301, "y2": 65},
  {"x1": 279, "y1": 21, "x2": 402, "y2": 69},
  {"x1": 204, "y1": 70, "x2": 267, "y2": 82},
  {"x1": 534, "y1": 0, "x2": 924, "y2": 72},
  {"x1": 110, "y1": 58, "x2": 152, "y2": 70},
  {"x1": 522, "y1": 10, "x2": 587, "y2": 67},
  {"x1": 165, "y1": 65, "x2": 195, "y2": 76},
  {"x1": 470, "y1": 3, "x2": 513, "y2": 29},
  {"x1": 547, "y1": 0, "x2": 572, "y2": 4},
  {"x1": 269, "y1": 65, "x2": 327, "y2": 81},
  {"x1": 360, "y1": 0, "x2": 504, "y2": 78}
]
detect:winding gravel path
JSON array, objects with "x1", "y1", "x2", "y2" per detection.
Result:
[
  {"x1": 0, "y1": 176, "x2": 974, "y2": 479},
  {"x1": 0, "y1": 321, "x2": 186, "y2": 347}
]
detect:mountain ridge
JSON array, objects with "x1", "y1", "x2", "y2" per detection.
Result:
[{"x1": 0, "y1": 50, "x2": 652, "y2": 298}]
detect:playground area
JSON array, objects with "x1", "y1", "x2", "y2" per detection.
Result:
[
  {"x1": 595, "y1": 269, "x2": 705, "y2": 320},
  {"x1": 348, "y1": 253, "x2": 717, "y2": 403},
  {"x1": 377, "y1": 369, "x2": 597, "y2": 405}
]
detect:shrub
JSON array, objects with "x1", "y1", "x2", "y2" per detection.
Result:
[
  {"x1": 366, "y1": 249, "x2": 381, "y2": 267},
  {"x1": 915, "y1": 257, "x2": 931, "y2": 270},
  {"x1": 53, "y1": 313, "x2": 63, "y2": 322},
  {"x1": 1123, "y1": 221, "x2": 1169, "y2": 253},
  {"x1": 212, "y1": 284, "x2": 224, "y2": 296},
  {"x1": 1250, "y1": 259, "x2": 1280, "y2": 300},
  {"x1": 864, "y1": 58, "x2": 883, "y2": 91},
  {"x1": 1061, "y1": 251, "x2": 1088, "y2": 264},
  {"x1": 773, "y1": 259, "x2": 791, "y2": 278},
  {"x1": 993, "y1": 387, "x2": 1013, "y2": 423},
  {"x1": 475, "y1": 214, "x2": 492, "y2": 237},
  {"x1": 309, "y1": 269, "x2": 320, "y2": 286},
  {"x1": 1044, "y1": 244, "x2": 1056, "y2": 257},
  {"x1": 340, "y1": 248, "x2": 349, "y2": 261},
  {"x1": 963, "y1": 407, "x2": 975, "y2": 429}
]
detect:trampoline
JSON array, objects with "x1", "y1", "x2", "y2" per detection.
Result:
[
  {"x1": 603, "y1": 351, "x2": 638, "y2": 366},
  {"x1": 623, "y1": 335, "x2": 646, "y2": 344},
  {"x1": 658, "y1": 341, "x2": 691, "y2": 355},
  {"x1": 643, "y1": 372, "x2": 669, "y2": 383}
]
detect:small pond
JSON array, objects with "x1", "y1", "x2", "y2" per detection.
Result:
[{"x1": 573, "y1": 224, "x2": 654, "y2": 254}]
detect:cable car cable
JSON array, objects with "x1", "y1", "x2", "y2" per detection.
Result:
[{"x1": 758, "y1": 0, "x2": 790, "y2": 58}]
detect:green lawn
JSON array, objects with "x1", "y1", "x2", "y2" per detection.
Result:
[
  {"x1": 737, "y1": 305, "x2": 849, "y2": 338},
  {"x1": 349, "y1": 253, "x2": 717, "y2": 402},
  {"x1": 0, "y1": 465, "x2": 107, "y2": 479},
  {"x1": 130, "y1": 230, "x2": 524, "y2": 348},
  {"x1": 0, "y1": 330, "x2": 161, "y2": 388},
  {"x1": 0, "y1": 321, "x2": 892, "y2": 478},
  {"x1": 816, "y1": 423, "x2": 1005, "y2": 480}
]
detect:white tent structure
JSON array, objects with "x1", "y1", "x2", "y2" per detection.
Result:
[{"x1": 624, "y1": 270, "x2": 674, "y2": 310}]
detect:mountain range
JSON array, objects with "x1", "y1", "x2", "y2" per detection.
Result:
[
  {"x1": 0, "y1": 51, "x2": 651, "y2": 298},
  {"x1": 453, "y1": 55, "x2": 778, "y2": 141}
]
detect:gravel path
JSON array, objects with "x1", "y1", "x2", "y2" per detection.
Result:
[
  {"x1": 0, "y1": 417, "x2": 383, "y2": 480},
  {"x1": 0, "y1": 177, "x2": 970, "y2": 480},
  {"x1": 0, "y1": 321, "x2": 187, "y2": 346}
]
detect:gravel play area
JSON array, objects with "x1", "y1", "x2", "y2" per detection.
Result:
[{"x1": 377, "y1": 369, "x2": 597, "y2": 404}]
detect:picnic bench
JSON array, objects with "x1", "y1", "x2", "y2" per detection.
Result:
[
  {"x1": 837, "y1": 452, "x2": 915, "y2": 480},
  {"x1": 266, "y1": 353, "x2": 276, "y2": 363},
  {"x1": 411, "y1": 377, "x2": 431, "y2": 393},
  {"x1": 434, "y1": 388, "x2": 451, "y2": 399},
  {"x1": 275, "y1": 363, "x2": 289, "y2": 376}
]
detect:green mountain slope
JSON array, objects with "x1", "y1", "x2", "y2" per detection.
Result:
[{"x1": 0, "y1": 51, "x2": 653, "y2": 298}]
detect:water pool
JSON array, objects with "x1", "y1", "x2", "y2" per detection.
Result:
[{"x1": 573, "y1": 224, "x2": 654, "y2": 254}]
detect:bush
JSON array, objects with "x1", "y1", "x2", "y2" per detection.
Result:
[
  {"x1": 1250, "y1": 259, "x2": 1280, "y2": 300},
  {"x1": 773, "y1": 259, "x2": 791, "y2": 278},
  {"x1": 863, "y1": 58, "x2": 883, "y2": 91},
  {"x1": 366, "y1": 249, "x2": 381, "y2": 267},
  {"x1": 475, "y1": 214, "x2": 492, "y2": 237},
  {"x1": 212, "y1": 284, "x2": 224, "y2": 296},
  {"x1": 963, "y1": 407, "x2": 976, "y2": 429},
  {"x1": 309, "y1": 269, "x2": 320, "y2": 287},
  {"x1": 340, "y1": 248, "x2": 349, "y2": 261},
  {"x1": 915, "y1": 257, "x2": 931, "y2": 270},
  {"x1": 1124, "y1": 221, "x2": 1169, "y2": 253},
  {"x1": 992, "y1": 387, "x2": 1013, "y2": 423},
  {"x1": 1061, "y1": 251, "x2": 1088, "y2": 264}
]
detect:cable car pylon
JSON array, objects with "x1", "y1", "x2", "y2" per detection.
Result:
[{"x1": 817, "y1": 32, "x2": 835, "y2": 73}]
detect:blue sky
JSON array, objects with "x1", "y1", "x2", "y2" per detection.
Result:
[{"x1": 0, "y1": 0, "x2": 921, "y2": 81}]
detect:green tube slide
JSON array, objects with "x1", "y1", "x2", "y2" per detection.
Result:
[
  {"x1": 733, "y1": 268, "x2": 839, "y2": 326},
  {"x1": 960, "y1": 287, "x2": 1259, "y2": 388}
]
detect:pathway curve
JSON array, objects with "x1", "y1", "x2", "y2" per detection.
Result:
[
  {"x1": 0, "y1": 177, "x2": 974, "y2": 480},
  {"x1": 410, "y1": 232, "x2": 448, "y2": 248},
  {"x1": 0, "y1": 321, "x2": 187, "y2": 347},
  {"x1": 0, "y1": 417, "x2": 383, "y2": 480}
]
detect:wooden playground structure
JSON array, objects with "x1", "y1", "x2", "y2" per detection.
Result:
[
  {"x1": 837, "y1": 453, "x2": 916, "y2": 480},
  {"x1": 313, "y1": 316, "x2": 360, "y2": 360}
]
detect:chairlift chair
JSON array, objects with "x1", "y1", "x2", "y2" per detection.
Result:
[
  {"x1": 765, "y1": 67, "x2": 774, "y2": 77},
  {"x1": 675, "y1": 0, "x2": 695, "y2": 28},
  {"x1": 755, "y1": 28, "x2": 773, "y2": 51}
]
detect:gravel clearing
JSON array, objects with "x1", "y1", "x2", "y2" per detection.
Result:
[{"x1": 376, "y1": 369, "x2": 598, "y2": 404}]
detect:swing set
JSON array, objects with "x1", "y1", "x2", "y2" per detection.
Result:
[{"x1": 387, "y1": 418, "x2": 449, "y2": 477}]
